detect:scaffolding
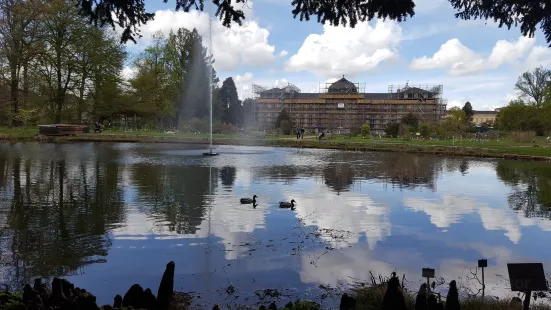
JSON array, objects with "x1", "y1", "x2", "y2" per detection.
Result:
[
  {"x1": 317, "y1": 80, "x2": 366, "y2": 133},
  {"x1": 387, "y1": 83, "x2": 446, "y2": 123},
  {"x1": 319, "y1": 81, "x2": 366, "y2": 94},
  {"x1": 252, "y1": 82, "x2": 301, "y2": 128}
]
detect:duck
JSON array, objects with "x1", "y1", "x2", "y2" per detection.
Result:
[
  {"x1": 279, "y1": 199, "x2": 296, "y2": 209},
  {"x1": 240, "y1": 195, "x2": 257, "y2": 204}
]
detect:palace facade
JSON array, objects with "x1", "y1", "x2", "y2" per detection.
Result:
[{"x1": 253, "y1": 76, "x2": 447, "y2": 133}]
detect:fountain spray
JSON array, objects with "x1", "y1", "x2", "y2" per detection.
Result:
[{"x1": 203, "y1": 7, "x2": 219, "y2": 156}]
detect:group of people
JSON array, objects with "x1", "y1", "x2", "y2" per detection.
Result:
[{"x1": 295, "y1": 126, "x2": 305, "y2": 139}]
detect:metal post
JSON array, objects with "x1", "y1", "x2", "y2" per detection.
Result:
[
  {"x1": 478, "y1": 259, "x2": 487, "y2": 304},
  {"x1": 482, "y1": 267, "x2": 485, "y2": 300},
  {"x1": 524, "y1": 291, "x2": 531, "y2": 310}
]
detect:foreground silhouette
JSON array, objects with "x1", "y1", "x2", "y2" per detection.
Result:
[{"x1": 12, "y1": 261, "x2": 177, "y2": 310}]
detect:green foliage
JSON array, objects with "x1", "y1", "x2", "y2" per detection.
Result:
[
  {"x1": 496, "y1": 102, "x2": 550, "y2": 135},
  {"x1": 13, "y1": 109, "x2": 39, "y2": 128},
  {"x1": 220, "y1": 77, "x2": 242, "y2": 126},
  {"x1": 401, "y1": 112, "x2": 419, "y2": 129},
  {"x1": 462, "y1": 101, "x2": 474, "y2": 122},
  {"x1": 349, "y1": 126, "x2": 361, "y2": 137},
  {"x1": 79, "y1": 0, "x2": 551, "y2": 50},
  {"x1": 280, "y1": 119, "x2": 292, "y2": 135},
  {"x1": 361, "y1": 123, "x2": 371, "y2": 137},
  {"x1": 275, "y1": 108, "x2": 291, "y2": 129},
  {"x1": 515, "y1": 66, "x2": 551, "y2": 107},
  {"x1": 509, "y1": 131, "x2": 537, "y2": 143},
  {"x1": 419, "y1": 122, "x2": 430, "y2": 138},
  {"x1": 0, "y1": 291, "x2": 24, "y2": 310},
  {"x1": 384, "y1": 122, "x2": 400, "y2": 138},
  {"x1": 447, "y1": 107, "x2": 467, "y2": 123}
]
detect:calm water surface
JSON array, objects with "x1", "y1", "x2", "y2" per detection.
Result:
[{"x1": 1, "y1": 142, "x2": 551, "y2": 307}]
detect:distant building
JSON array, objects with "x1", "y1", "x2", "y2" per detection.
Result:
[
  {"x1": 472, "y1": 109, "x2": 500, "y2": 126},
  {"x1": 252, "y1": 76, "x2": 447, "y2": 133}
]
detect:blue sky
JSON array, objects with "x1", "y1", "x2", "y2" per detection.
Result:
[{"x1": 122, "y1": 0, "x2": 551, "y2": 110}]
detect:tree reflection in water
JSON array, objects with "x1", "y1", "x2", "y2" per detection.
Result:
[
  {"x1": 1, "y1": 143, "x2": 550, "y2": 301},
  {"x1": 0, "y1": 144, "x2": 125, "y2": 289},
  {"x1": 496, "y1": 160, "x2": 551, "y2": 218}
]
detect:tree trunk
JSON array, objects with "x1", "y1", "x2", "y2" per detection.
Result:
[
  {"x1": 10, "y1": 64, "x2": 20, "y2": 127},
  {"x1": 78, "y1": 69, "x2": 86, "y2": 124},
  {"x1": 22, "y1": 62, "x2": 29, "y2": 107}
]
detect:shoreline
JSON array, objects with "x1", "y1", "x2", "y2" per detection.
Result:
[{"x1": 1, "y1": 133, "x2": 551, "y2": 161}]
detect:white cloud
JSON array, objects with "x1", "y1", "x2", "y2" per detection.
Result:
[
  {"x1": 404, "y1": 194, "x2": 525, "y2": 244},
  {"x1": 409, "y1": 38, "x2": 485, "y2": 75},
  {"x1": 129, "y1": 9, "x2": 276, "y2": 72},
  {"x1": 293, "y1": 190, "x2": 391, "y2": 250},
  {"x1": 234, "y1": 72, "x2": 255, "y2": 99},
  {"x1": 285, "y1": 20, "x2": 402, "y2": 78},
  {"x1": 121, "y1": 66, "x2": 136, "y2": 81},
  {"x1": 525, "y1": 46, "x2": 551, "y2": 69},
  {"x1": 279, "y1": 50, "x2": 288, "y2": 57},
  {"x1": 410, "y1": 36, "x2": 551, "y2": 75},
  {"x1": 487, "y1": 36, "x2": 535, "y2": 68}
]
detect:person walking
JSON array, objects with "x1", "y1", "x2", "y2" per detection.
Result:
[
  {"x1": 296, "y1": 126, "x2": 300, "y2": 139},
  {"x1": 300, "y1": 127, "x2": 305, "y2": 139}
]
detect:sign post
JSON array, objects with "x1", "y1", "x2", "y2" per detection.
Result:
[
  {"x1": 478, "y1": 259, "x2": 487, "y2": 300},
  {"x1": 507, "y1": 263, "x2": 548, "y2": 310},
  {"x1": 422, "y1": 268, "x2": 435, "y2": 304}
]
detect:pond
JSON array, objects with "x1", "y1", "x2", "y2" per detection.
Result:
[{"x1": 0, "y1": 142, "x2": 550, "y2": 307}]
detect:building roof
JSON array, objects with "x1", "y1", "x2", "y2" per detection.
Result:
[{"x1": 328, "y1": 76, "x2": 358, "y2": 93}]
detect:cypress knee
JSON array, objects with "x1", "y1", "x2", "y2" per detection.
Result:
[{"x1": 157, "y1": 261, "x2": 175, "y2": 310}]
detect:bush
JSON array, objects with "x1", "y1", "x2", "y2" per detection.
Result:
[
  {"x1": 349, "y1": 126, "x2": 361, "y2": 137},
  {"x1": 280, "y1": 119, "x2": 292, "y2": 135},
  {"x1": 361, "y1": 124, "x2": 371, "y2": 137},
  {"x1": 510, "y1": 131, "x2": 536, "y2": 143},
  {"x1": 419, "y1": 123, "x2": 430, "y2": 138},
  {"x1": 179, "y1": 118, "x2": 209, "y2": 133}
]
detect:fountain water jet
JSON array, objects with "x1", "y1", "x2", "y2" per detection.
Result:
[{"x1": 203, "y1": 8, "x2": 219, "y2": 156}]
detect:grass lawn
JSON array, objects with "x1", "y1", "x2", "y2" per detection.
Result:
[
  {"x1": 1, "y1": 127, "x2": 550, "y2": 158},
  {"x1": 0, "y1": 126, "x2": 39, "y2": 138}
]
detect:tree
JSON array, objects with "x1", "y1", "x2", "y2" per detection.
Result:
[
  {"x1": 75, "y1": 0, "x2": 551, "y2": 46},
  {"x1": 179, "y1": 28, "x2": 218, "y2": 122},
  {"x1": 279, "y1": 119, "x2": 292, "y2": 135},
  {"x1": 35, "y1": 0, "x2": 90, "y2": 123},
  {"x1": 0, "y1": 0, "x2": 43, "y2": 126},
  {"x1": 129, "y1": 31, "x2": 174, "y2": 125},
  {"x1": 242, "y1": 98, "x2": 255, "y2": 127},
  {"x1": 275, "y1": 108, "x2": 290, "y2": 129},
  {"x1": 401, "y1": 112, "x2": 419, "y2": 129},
  {"x1": 462, "y1": 101, "x2": 474, "y2": 123},
  {"x1": 220, "y1": 77, "x2": 241, "y2": 125},
  {"x1": 419, "y1": 123, "x2": 430, "y2": 138},
  {"x1": 361, "y1": 123, "x2": 370, "y2": 137},
  {"x1": 88, "y1": 30, "x2": 127, "y2": 122},
  {"x1": 515, "y1": 67, "x2": 551, "y2": 107},
  {"x1": 447, "y1": 107, "x2": 467, "y2": 123},
  {"x1": 384, "y1": 122, "x2": 400, "y2": 138}
]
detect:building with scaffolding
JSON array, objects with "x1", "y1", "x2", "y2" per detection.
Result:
[{"x1": 252, "y1": 76, "x2": 447, "y2": 133}]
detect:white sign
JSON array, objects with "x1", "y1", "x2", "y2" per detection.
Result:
[{"x1": 338, "y1": 103, "x2": 345, "y2": 108}]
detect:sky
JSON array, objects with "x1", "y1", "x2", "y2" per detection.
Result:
[{"x1": 121, "y1": 0, "x2": 551, "y2": 111}]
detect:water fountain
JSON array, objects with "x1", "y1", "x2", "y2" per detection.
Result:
[{"x1": 203, "y1": 10, "x2": 219, "y2": 156}]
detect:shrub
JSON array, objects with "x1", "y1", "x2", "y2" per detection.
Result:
[
  {"x1": 349, "y1": 126, "x2": 361, "y2": 137},
  {"x1": 419, "y1": 123, "x2": 430, "y2": 138},
  {"x1": 510, "y1": 131, "x2": 536, "y2": 143},
  {"x1": 280, "y1": 119, "x2": 292, "y2": 135},
  {"x1": 361, "y1": 124, "x2": 371, "y2": 137},
  {"x1": 179, "y1": 118, "x2": 209, "y2": 133}
]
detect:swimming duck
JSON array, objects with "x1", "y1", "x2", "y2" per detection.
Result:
[
  {"x1": 279, "y1": 199, "x2": 296, "y2": 209},
  {"x1": 240, "y1": 195, "x2": 257, "y2": 204}
]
